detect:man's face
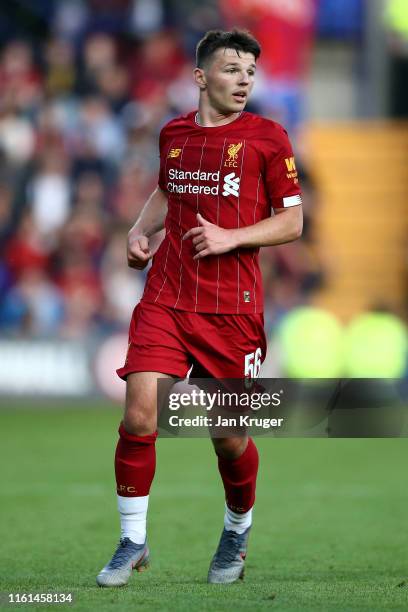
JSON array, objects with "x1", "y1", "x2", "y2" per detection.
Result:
[{"x1": 196, "y1": 47, "x2": 256, "y2": 114}]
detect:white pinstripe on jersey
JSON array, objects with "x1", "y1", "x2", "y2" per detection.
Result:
[
  {"x1": 236, "y1": 140, "x2": 246, "y2": 313},
  {"x1": 215, "y1": 138, "x2": 227, "y2": 314},
  {"x1": 173, "y1": 136, "x2": 190, "y2": 308},
  {"x1": 252, "y1": 173, "x2": 262, "y2": 314},
  {"x1": 194, "y1": 137, "x2": 207, "y2": 312},
  {"x1": 154, "y1": 137, "x2": 186, "y2": 303}
]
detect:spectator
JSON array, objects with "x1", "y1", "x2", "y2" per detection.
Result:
[
  {"x1": 4, "y1": 210, "x2": 50, "y2": 280},
  {"x1": 0, "y1": 269, "x2": 64, "y2": 337},
  {"x1": 44, "y1": 37, "x2": 76, "y2": 97},
  {"x1": 29, "y1": 150, "x2": 71, "y2": 238},
  {"x1": 100, "y1": 229, "x2": 144, "y2": 328}
]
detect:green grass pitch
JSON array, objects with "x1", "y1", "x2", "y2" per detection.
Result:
[{"x1": 0, "y1": 403, "x2": 407, "y2": 611}]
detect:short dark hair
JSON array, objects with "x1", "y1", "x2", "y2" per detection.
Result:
[{"x1": 196, "y1": 29, "x2": 261, "y2": 68}]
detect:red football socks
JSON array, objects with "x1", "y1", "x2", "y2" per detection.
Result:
[
  {"x1": 217, "y1": 437, "x2": 259, "y2": 513},
  {"x1": 115, "y1": 422, "x2": 157, "y2": 497}
]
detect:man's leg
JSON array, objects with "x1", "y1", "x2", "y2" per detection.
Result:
[
  {"x1": 97, "y1": 371, "x2": 175, "y2": 587},
  {"x1": 208, "y1": 435, "x2": 259, "y2": 583},
  {"x1": 213, "y1": 436, "x2": 258, "y2": 519}
]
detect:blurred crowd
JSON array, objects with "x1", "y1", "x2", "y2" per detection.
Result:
[{"x1": 0, "y1": 0, "x2": 327, "y2": 340}]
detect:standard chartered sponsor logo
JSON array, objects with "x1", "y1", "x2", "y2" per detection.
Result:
[
  {"x1": 167, "y1": 168, "x2": 220, "y2": 195},
  {"x1": 222, "y1": 172, "x2": 240, "y2": 197},
  {"x1": 169, "y1": 169, "x2": 220, "y2": 181},
  {"x1": 167, "y1": 168, "x2": 241, "y2": 197}
]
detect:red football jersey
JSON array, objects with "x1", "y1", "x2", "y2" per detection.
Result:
[{"x1": 142, "y1": 110, "x2": 302, "y2": 314}]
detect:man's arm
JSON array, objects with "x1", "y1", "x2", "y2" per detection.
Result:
[
  {"x1": 127, "y1": 187, "x2": 168, "y2": 269},
  {"x1": 183, "y1": 206, "x2": 302, "y2": 260}
]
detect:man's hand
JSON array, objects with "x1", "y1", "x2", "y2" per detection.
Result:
[
  {"x1": 183, "y1": 213, "x2": 238, "y2": 260},
  {"x1": 127, "y1": 233, "x2": 152, "y2": 269}
]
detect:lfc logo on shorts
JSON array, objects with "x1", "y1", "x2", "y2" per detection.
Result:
[{"x1": 224, "y1": 142, "x2": 242, "y2": 168}]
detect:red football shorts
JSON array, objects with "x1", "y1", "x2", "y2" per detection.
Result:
[{"x1": 117, "y1": 300, "x2": 267, "y2": 379}]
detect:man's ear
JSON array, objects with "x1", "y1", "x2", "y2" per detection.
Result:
[{"x1": 193, "y1": 67, "x2": 207, "y2": 91}]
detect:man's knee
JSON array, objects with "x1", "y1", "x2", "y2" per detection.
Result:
[
  {"x1": 123, "y1": 377, "x2": 156, "y2": 435},
  {"x1": 212, "y1": 436, "x2": 248, "y2": 460},
  {"x1": 123, "y1": 406, "x2": 156, "y2": 436},
  {"x1": 122, "y1": 372, "x2": 175, "y2": 435}
]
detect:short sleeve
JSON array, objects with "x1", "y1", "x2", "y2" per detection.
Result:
[{"x1": 265, "y1": 128, "x2": 302, "y2": 210}]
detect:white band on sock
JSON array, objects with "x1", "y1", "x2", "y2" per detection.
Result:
[
  {"x1": 224, "y1": 503, "x2": 253, "y2": 534},
  {"x1": 117, "y1": 495, "x2": 149, "y2": 545}
]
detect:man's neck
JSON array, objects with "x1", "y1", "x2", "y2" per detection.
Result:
[{"x1": 196, "y1": 105, "x2": 242, "y2": 128}]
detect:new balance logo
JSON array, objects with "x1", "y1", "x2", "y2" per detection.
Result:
[
  {"x1": 222, "y1": 172, "x2": 240, "y2": 197},
  {"x1": 168, "y1": 148, "x2": 182, "y2": 158}
]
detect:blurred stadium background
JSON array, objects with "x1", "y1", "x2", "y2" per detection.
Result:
[
  {"x1": 0, "y1": 0, "x2": 407, "y2": 400},
  {"x1": 1, "y1": 2, "x2": 408, "y2": 609}
]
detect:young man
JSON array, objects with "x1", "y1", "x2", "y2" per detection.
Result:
[{"x1": 97, "y1": 29, "x2": 302, "y2": 587}]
